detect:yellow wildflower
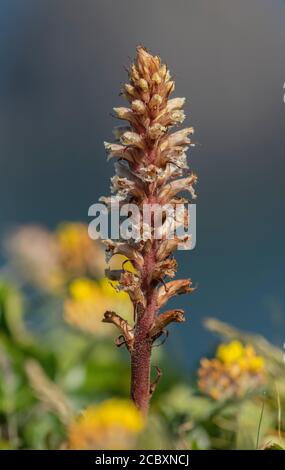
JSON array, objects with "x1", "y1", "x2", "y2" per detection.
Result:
[
  {"x1": 69, "y1": 277, "x2": 100, "y2": 301},
  {"x1": 216, "y1": 340, "x2": 244, "y2": 365},
  {"x1": 247, "y1": 356, "x2": 265, "y2": 373},
  {"x1": 64, "y1": 278, "x2": 110, "y2": 336},
  {"x1": 68, "y1": 399, "x2": 144, "y2": 450},
  {"x1": 64, "y1": 278, "x2": 133, "y2": 336},
  {"x1": 198, "y1": 341, "x2": 266, "y2": 401},
  {"x1": 56, "y1": 222, "x2": 105, "y2": 280}
]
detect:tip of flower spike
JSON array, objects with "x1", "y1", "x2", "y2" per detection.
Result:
[
  {"x1": 136, "y1": 44, "x2": 146, "y2": 51},
  {"x1": 135, "y1": 45, "x2": 162, "y2": 79},
  {"x1": 136, "y1": 44, "x2": 149, "y2": 58}
]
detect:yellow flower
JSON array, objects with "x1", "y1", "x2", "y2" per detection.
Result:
[
  {"x1": 216, "y1": 340, "x2": 244, "y2": 365},
  {"x1": 64, "y1": 278, "x2": 109, "y2": 336},
  {"x1": 69, "y1": 277, "x2": 100, "y2": 301},
  {"x1": 216, "y1": 341, "x2": 265, "y2": 373},
  {"x1": 244, "y1": 345, "x2": 255, "y2": 358},
  {"x1": 68, "y1": 399, "x2": 144, "y2": 450},
  {"x1": 198, "y1": 341, "x2": 266, "y2": 401},
  {"x1": 57, "y1": 222, "x2": 84, "y2": 248},
  {"x1": 99, "y1": 277, "x2": 131, "y2": 304},
  {"x1": 56, "y1": 222, "x2": 105, "y2": 280},
  {"x1": 64, "y1": 278, "x2": 133, "y2": 336},
  {"x1": 247, "y1": 356, "x2": 265, "y2": 373}
]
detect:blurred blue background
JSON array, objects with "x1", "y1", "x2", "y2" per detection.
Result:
[{"x1": 0, "y1": 0, "x2": 284, "y2": 370}]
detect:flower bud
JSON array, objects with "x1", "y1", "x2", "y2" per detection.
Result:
[
  {"x1": 113, "y1": 126, "x2": 131, "y2": 139},
  {"x1": 124, "y1": 84, "x2": 136, "y2": 96},
  {"x1": 151, "y1": 72, "x2": 162, "y2": 84},
  {"x1": 148, "y1": 123, "x2": 166, "y2": 140},
  {"x1": 159, "y1": 64, "x2": 167, "y2": 78},
  {"x1": 167, "y1": 127, "x2": 194, "y2": 147},
  {"x1": 165, "y1": 70, "x2": 171, "y2": 81},
  {"x1": 113, "y1": 107, "x2": 132, "y2": 119},
  {"x1": 131, "y1": 100, "x2": 146, "y2": 114},
  {"x1": 120, "y1": 131, "x2": 142, "y2": 147},
  {"x1": 165, "y1": 81, "x2": 175, "y2": 94},
  {"x1": 166, "y1": 97, "x2": 186, "y2": 112},
  {"x1": 170, "y1": 110, "x2": 185, "y2": 124},
  {"x1": 130, "y1": 64, "x2": 140, "y2": 81},
  {"x1": 104, "y1": 142, "x2": 125, "y2": 157},
  {"x1": 138, "y1": 78, "x2": 148, "y2": 92},
  {"x1": 149, "y1": 94, "x2": 163, "y2": 109}
]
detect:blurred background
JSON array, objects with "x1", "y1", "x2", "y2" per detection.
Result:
[{"x1": 0, "y1": 0, "x2": 285, "y2": 450}]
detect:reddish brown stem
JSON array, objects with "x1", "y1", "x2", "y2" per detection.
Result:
[
  {"x1": 130, "y1": 309, "x2": 153, "y2": 415},
  {"x1": 131, "y1": 245, "x2": 157, "y2": 415}
]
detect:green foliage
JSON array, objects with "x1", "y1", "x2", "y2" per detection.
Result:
[{"x1": 0, "y1": 277, "x2": 284, "y2": 449}]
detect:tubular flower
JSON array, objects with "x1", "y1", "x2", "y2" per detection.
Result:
[
  {"x1": 101, "y1": 46, "x2": 196, "y2": 414},
  {"x1": 68, "y1": 399, "x2": 144, "y2": 450},
  {"x1": 64, "y1": 277, "x2": 133, "y2": 336},
  {"x1": 198, "y1": 341, "x2": 266, "y2": 401}
]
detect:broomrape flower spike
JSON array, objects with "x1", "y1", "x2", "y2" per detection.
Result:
[{"x1": 101, "y1": 46, "x2": 197, "y2": 415}]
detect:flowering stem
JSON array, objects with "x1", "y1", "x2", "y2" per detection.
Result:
[{"x1": 102, "y1": 46, "x2": 196, "y2": 416}]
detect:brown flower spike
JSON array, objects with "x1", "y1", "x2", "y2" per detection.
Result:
[{"x1": 102, "y1": 46, "x2": 197, "y2": 415}]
